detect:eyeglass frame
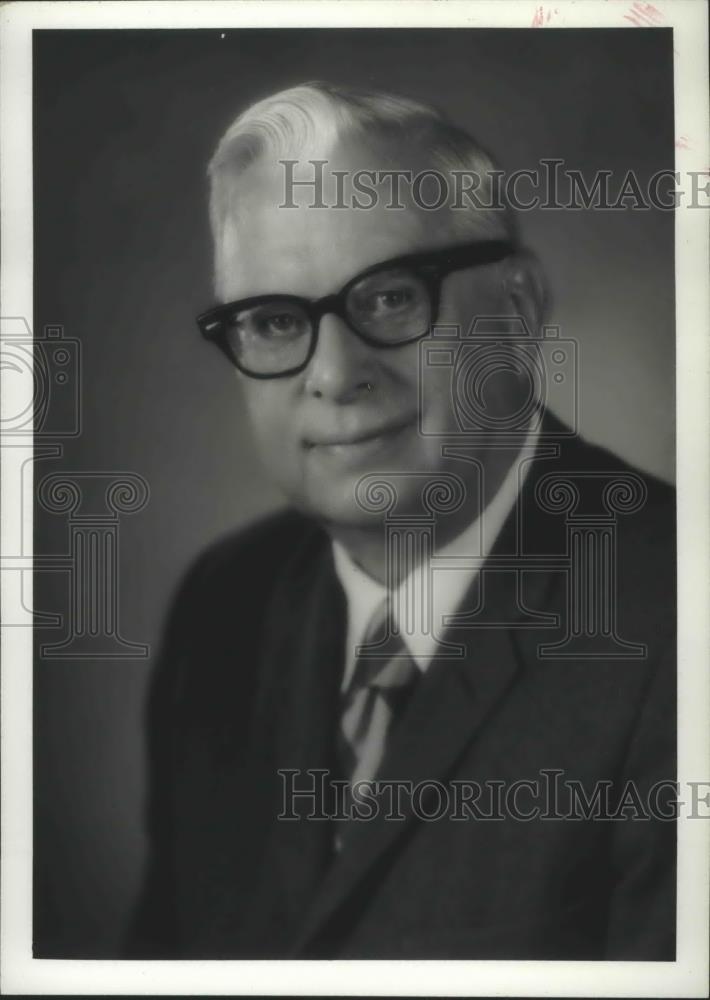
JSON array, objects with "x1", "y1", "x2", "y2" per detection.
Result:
[{"x1": 196, "y1": 237, "x2": 516, "y2": 379}]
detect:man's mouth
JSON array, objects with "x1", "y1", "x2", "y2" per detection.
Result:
[{"x1": 303, "y1": 417, "x2": 415, "y2": 452}]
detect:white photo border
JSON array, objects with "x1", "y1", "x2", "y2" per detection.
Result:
[{"x1": 1, "y1": 1, "x2": 708, "y2": 996}]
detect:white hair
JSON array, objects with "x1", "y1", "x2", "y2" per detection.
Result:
[{"x1": 207, "y1": 81, "x2": 517, "y2": 290}]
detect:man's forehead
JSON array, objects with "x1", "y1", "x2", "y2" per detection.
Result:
[
  {"x1": 219, "y1": 152, "x2": 457, "y2": 299},
  {"x1": 221, "y1": 212, "x2": 432, "y2": 301}
]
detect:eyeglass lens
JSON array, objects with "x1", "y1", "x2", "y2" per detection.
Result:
[{"x1": 225, "y1": 267, "x2": 432, "y2": 375}]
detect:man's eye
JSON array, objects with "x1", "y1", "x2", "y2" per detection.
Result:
[
  {"x1": 255, "y1": 312, "x2": 304, "y2": 337},
  {"x1": 377, "y1": 290, "x2": 411, "y2": 309},
  {"x1": 363, "y1": 288, "x2": 414, "y2": 313}
]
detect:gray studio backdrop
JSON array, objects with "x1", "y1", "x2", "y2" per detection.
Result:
[{"x1": 33, "y1": 28, "x2": 674, "y2": 956}]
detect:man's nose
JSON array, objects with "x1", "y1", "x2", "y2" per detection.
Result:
[{"x1": 304, "y1": 312, "x2": 376, "y2": 402}]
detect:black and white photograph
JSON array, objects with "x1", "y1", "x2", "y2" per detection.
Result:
[{"x1": 1, "y1": 0, "x2": 708, "y2": 995}]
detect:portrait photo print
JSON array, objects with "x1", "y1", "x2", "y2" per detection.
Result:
[{"x1": 11, "y1": 12, "x2": 703, "y2": 987}]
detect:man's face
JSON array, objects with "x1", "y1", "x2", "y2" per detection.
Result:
[{"x1": 217, "y1": 147, "x2": 520, "y2": 528}]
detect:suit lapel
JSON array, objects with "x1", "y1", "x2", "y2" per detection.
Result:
[
  {"x1": 290, "y1": 566, "x2": 538, "y2": 954},
  {"x1": 251, "y1": 530, "x2": 346, "y2": 947}
]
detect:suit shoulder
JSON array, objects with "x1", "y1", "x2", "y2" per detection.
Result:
[
  {"x1": 534, "y1": 423, "x2": 676, "y2": 615},
  {"x1": 563, "y1": 434, "x2": 676, "y2": 634},
  {"x1": 570, "y1": 434, "x2": 675, "y2": 527},
  {"x1": 158, "y1": 509, "x2": 325, "y2": 645},
  {"x1": 541, "y1": 411, "x2": 674, "y2": 510},
  {"x1": 181, "y1": 508, "x2": 321, "y2": 591},
  {"x1": 154, "y1": 509, "x2": 326, "y2": 724}
]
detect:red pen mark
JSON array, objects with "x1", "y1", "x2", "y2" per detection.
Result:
[
  {"x1": 623, "y1": 2, "x2": 663, "y2": 27},
  {"x1": 675, "y1": 136, "x2": 691, "y2": 150},
  {"x1": 531, "y1": 5, "x2": 559, "y2": 27}
]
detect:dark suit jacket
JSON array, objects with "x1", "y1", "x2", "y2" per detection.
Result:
[{"x1": 128, "y1": 413, "x2": 676, "y2": 959}]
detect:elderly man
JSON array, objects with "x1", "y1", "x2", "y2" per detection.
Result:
[{"x1": 129, "y1": 83, "x2": 675, "y2": 959}]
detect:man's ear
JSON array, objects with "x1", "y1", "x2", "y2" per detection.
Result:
[{"x1": 501, "y1": 250, "x2": 549, "y2": 334}]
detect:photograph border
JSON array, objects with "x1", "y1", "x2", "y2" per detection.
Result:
[{"x1": 1, "y1": 0, "x2": 708, "y2": 995}]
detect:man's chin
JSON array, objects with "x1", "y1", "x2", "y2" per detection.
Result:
[
  {"x1": 294, "y1": 490, "x2": 383, "y2": 531},
  {"x1": 292, "y1": 472, "x2": 443, "y2": 530}
]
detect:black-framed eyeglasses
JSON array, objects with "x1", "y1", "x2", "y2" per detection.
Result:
[{"x1": 196, "y1": 238, "x2": 515, "y2": 379}]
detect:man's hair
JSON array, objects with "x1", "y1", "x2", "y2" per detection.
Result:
[{"x1": 207, "y1": 81, "x2": 517, "y2": 291}]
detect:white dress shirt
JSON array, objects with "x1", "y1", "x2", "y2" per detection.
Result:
[{"x1": 332, "y1": 424, "x2": 538, "y2": 692}]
